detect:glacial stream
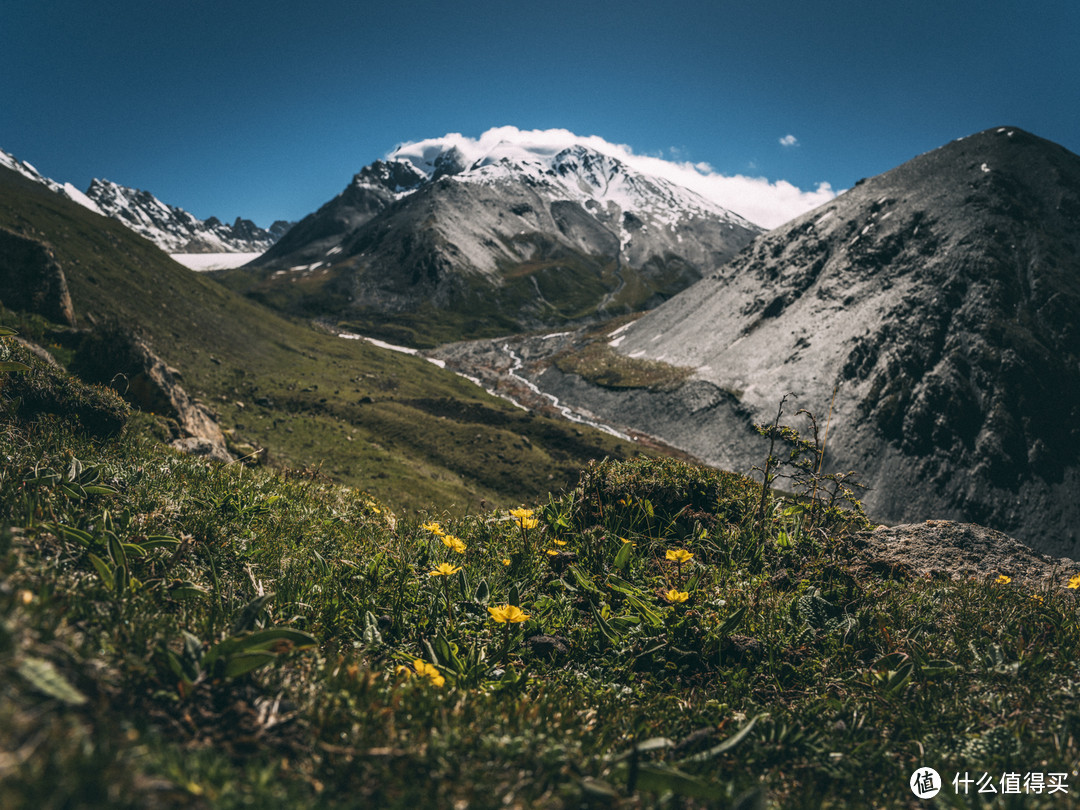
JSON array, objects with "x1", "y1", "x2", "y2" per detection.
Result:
[{"x1": 338, "y1": 331, "x2": 632, "y2": 441}]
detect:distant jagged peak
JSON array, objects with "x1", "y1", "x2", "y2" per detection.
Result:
[
  {"x1": 0, "y1": 146, "x2": 104, "y2": 215},
  {"x1": 85, "y1": 177, "x2": 282, "y2": 255}
]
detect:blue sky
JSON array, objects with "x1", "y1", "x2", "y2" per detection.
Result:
[{"x1": 3, "y1": 0, "x2": 1077, "y2": 228}]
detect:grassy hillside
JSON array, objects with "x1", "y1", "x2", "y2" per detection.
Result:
[
  {"x1": 2, "y1": 353, "x2": 1079, "y2": 808},
  {"x1": 0, "y1": 167, "x2": 639, "y2": 513}
]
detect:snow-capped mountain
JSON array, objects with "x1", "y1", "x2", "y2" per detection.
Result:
[
  {"x1": 0, "y1": 147, "x2": 104, "y2": 215},
  {"x1": 241, "y1": 130, "x2": 762, "y2": 343},
  {"x1": 85, "y1": 179, "x2": 290, "y2": 254}
]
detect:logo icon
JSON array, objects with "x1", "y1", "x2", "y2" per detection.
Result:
[{"x1": 911, "y1": 768, "x2": 941, "y2": 799}]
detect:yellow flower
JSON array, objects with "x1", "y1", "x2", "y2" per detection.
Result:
[
  {"x1": 422, "y1": 521, "x2": 445, "y2": 537},
  {"x1": 553, "y1": 539, "x2": 567, "y2": 546},
  {"x1": 502, "y1": 558, "x2": 511, "y2": 566},
  {"x1": 662, "y1": 589, "x2": 690, "y2": 604},
  {"x1": 1030, "y1": 594, "x2": 1044, "y2": 603},
  {"x1": 442, "y1": 534, "x2": 466, "y2": 553},
  {"x1": 517, "y1": 517, "x2": 539, "y2": 530},
  {"x1": 429, "y1": 562, "x2": 461, "y2": 577},
  {"x1": 545, "y1": 549, "x2": 559, "y2": 556},
  {"x1": 412, "y1": 659, "x2": 445, "y2": 687},
  {"x1": 1067, "y1": 574, "x2": 1080, "y2": 589},
  {"x1": 509, "y1": 508, "x2": 534, "y2": 520},
  {"x1": 666, "y1": 549, "x2": 694, "y2": 564},
  {"x1": 488, "y1": 604, "x2": 530, "y2": 624},
  {"x1": 995, "y1": 574, "x2": 1012, "y2": 585}
]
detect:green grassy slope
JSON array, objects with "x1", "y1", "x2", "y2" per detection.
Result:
[
  {"x1": 0, "y1": 168, "x2": 639, "y2": 512},
  {"x1": 2, "y1": 372, "x2": 1078, "y2": 808}
]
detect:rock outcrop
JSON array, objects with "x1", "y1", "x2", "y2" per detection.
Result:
[
  {"x1": 847, "y1": 521, "x2": 1080, "y2": 589},
  {"x1": 72, "y1": 330, "x2": 234, "y2": 463},
  {"x1": 0, "y1": 227, "x2": 77, "y2": 327}
]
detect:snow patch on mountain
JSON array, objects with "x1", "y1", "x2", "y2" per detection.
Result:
[{"x1": 172, "y1": 253, "x2": 263, "y2": 271}]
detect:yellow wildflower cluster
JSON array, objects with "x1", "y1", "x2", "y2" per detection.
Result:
[
  {"x1": 509, "y1": 508, "x2": 538, "y2": 530},
  {"x1": 488, "y1": 604, "x2": 530, "y2": 624},
  {"x1": 662, "y1": 589, "x2": 690, "y2": 604},
  {"x1": 995, "y1": 574, "x2": 1012, "y2": 585},
  {"x1": 665, "y1": 549, "x2": 693, "y2": 564},
  {"x1": 422, "y1": 521, "x2": 445, "y2": 537},
  {"x1": 442, "y1": 533, "x2": 467, "y2": 554},
  {"x1": 1067, "y1": 574, "x2": 1080, "y2": 589},
  {"x1": 397, "y1": 659, "x2": 445, "y2": 688}
]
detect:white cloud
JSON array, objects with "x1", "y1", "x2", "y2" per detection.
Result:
[
  {"x1": 779, "y1": 134, "x2": 799, "y2": 147},
  {"x1": 391, "y1": 126, "x2": 837, "y2": 229}
]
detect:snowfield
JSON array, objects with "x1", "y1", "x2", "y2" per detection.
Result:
[{"x1": 171, "y1": 252, "x2": 263, "y2": 271}]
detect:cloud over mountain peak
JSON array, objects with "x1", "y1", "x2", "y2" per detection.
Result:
[{"x1": 389, "y1": 126, "x2": 835, "y2": 229}]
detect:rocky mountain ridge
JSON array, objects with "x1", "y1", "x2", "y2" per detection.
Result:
[
  {"x1": 85, "y1": 178, "x2": 291, "y2": 254},
  {"x1": 595, "y1": 126, "x2": 1080, "y2": 556}
]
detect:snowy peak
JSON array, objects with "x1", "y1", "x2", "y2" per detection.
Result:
[
  {"x1": 384, "y1": 133, "x2": 754, "y2": 230},
  {"x1": 0, "y1": 147, "x2": 104, "y2": 215},
  {"x1": 85, "y1": 178, "x2": 284, "y2": 254}
]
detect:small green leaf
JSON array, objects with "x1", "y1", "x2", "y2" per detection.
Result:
[
  {"x1": 589, "y1": 602, "x2": 621, "y2": 643},
  {"x1": 82, "y1": 484, "x2": 118, "y2": 496},
  {"x1": 680, "y1": 714, "x2": 762, "y2": 763},
  {"x1": 625, "y1": 594, "x2": 663, "y2": 628},
  {"x1": 635, "y1": 736, "x2": 676, "y2": 753},
  {"x1": 18, "y1": 657, "x2": 87, "y2": 705},
  {"x1": 114, "y1": 561, "x2": 129, "y2": 596},
  {"x1": 362, "y1": 611, "x2": 383, "y2": 646},
  {"x1": 716, "y1": 605, "x2": 748, "y2": 637},
  {"x1": 568, "y1": 565, "x2": 603, "y2": 595},
  {"x1": 474, "y1": 578, "x2": 490, "y2": 604},
  {"x1": 46, "y1": 523, "x2": 95, "y2": 548},
  {"x1": 613, "y1": 540, "x2": 633, "y2": 572},
  {"x1": 107, "y1": 533, "x2": 127, "y2": 569},
  {"x1": 223, "y1": 651, "x2": 278, "y2": 679},
  {"x1": 229, "y1": 593, "x2": 275, "y2": 634},
  {"x1": 169, "y1": 581, "x2": 209, "y2": 600},
  {"x1": 605, "y1": 575, "x2": 643, "y2": 596},
  {"x1": 140, "y1": 535, "x2": 181, "y2": 550},
  {"x1": 88, "y1": 553, "x2": 114, "y2": 589},
  {"x1": 0, "y1": 361, "x2": 31, "y2": 373},
  {"x1": 631, "y1": 764, "x2": 723, "y2": 801}
]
